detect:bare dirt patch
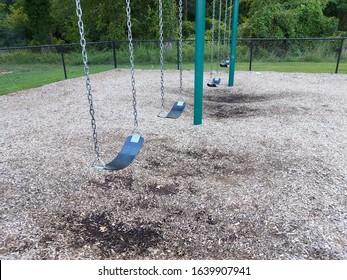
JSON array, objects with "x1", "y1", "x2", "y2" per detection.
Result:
[
  {"x1": 0, "y1": 70, "x2": 13, "y2": 75},
  {"x1": 59, "y1": 211, "x2": 162, "y2": 258}
]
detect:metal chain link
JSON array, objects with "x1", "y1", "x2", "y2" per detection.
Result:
[
  {"x1": 216, "y1": 0, "x2": 222, "y2": 74},
  {"x1": 75, "y1": 0, "x2": 102, "y2": 164},
  {"x1": 223, "y1": 0, "x2": 228, "y2": 57},
  {"x1": 158, "y1": 0, "x2": 165, "y2": 112},
  {"x1": 126, "y1": 0, "x2": 139, "y2": 132},
  {"x1": 178, "y1": 0, "x2": 184, "y2": 99},
  {"x1": 228, "y1": 0, "x2": 233, "y2": 49},
  {"x1": 210, "y1": 0, "x2": 216, "y2": 79}
]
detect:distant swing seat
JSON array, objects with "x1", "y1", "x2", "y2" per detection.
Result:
[
  {"x1": 167, "y1": 100, "x2": 186, "y2": 118},
  {"x1": 207, "y1": 77, "x2": 221, "y2": 87},
  {"x1": 158, "y1": 98, "x2": 186, "y2": 119},
  {"x1": 157, "y1": 0, "x2": 186, "y2": 120},
  {"x1": 220, "y1": 59, "x2": 230, "y2": 68},
  {"x1": 94, "y1": 134, "x2": 144, "y2": 171}
]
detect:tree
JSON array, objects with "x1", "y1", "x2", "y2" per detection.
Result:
[
  {"x1": 0, "y1": 0, "x2": 27, "y2": 46},
  {"x1": 240, "y1": 0, "x2": 338, "y2": 38},
  {"x1": 130, "y1": 0, "x2": 177, "y2": 40},
  {"x1": 324, "y1": 0, "x2": 347, "y2": 31},
  {"x1": 23, "y1": 0, "x2": 53, "y2": 44},
  {"x1": 1, "y1": 0, "x2": 345, "y2": 46},
  {"x1": 49, "y1": 0, "x2": 77, "y2": 43},
  {"x1": 181, "y1": 0, "x2": 195, "y2": 21},
  {"x1": 84, "y1": 0, "x2": 127, "y2": 41},
  {"x1": 51, "y1": 0, "x2": 177, "y2": 43},
  {"x1": 0, "y1": 0, "x2": 27, "y2": 30},
  {"x1": 49, "y1": 0, "x2": 127, "y2": 43}
]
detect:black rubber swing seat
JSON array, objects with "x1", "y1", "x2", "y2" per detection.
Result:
[
  {"x1": 207, "y1": 82, "x2": 217, "y2": 87},
  {"x1": 220, "y1": 59, "x2": 230, "y2": 68},
  {"x1": 220, "y1": 63, "x2": 229, "y2": 68},
  {"x1": 96, "y1": 134, "x2": 144, "y2": 170},
  {"x1": 207, "y1": 77, "x2": 221, "y2": 87},
  {"x1": 158, "y1": 100, "x2": 186, "y2": 119},
  {"x1": 166, "y1": 101, "x2": 186, "y2": 119}
]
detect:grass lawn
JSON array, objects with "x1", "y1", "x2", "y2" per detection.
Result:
[
  {"x1": 0, "y1": 61, "x2": 346, "y2": 95},
  {"x1": 247, "y1": 61, "x2": 347, "y2": 74},
  {"x1": 0, "y1": 64, "x2": 114, "y2": 95},
  {"x1": 106, "y1": 61, "x2": 347, "y2": 73}
]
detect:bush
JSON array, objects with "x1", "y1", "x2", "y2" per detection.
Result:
[
  {"x1": 0, "y1": 49, "x2": 60, "y2": 64},
  {"x1": 182, "y1": 21, "x2": 195, "y2": 39}
]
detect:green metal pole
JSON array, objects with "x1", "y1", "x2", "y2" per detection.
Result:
[
  {"x1": 228, "y1": 0, "x2": 240, "y2": 87},
  {"x1": 194, "y1": 0, "x2": 206, "y2": 125}
]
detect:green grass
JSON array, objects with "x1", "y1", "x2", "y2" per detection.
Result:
[
  {"x1": 244, "y1": 62, "x2": 347, "y2": 74},
  {"x1": 0, "y1": 65, "x2": 63, "y2": 95},
  {"x1": 1, "y1": 61, "x2": 346, "y2": 96},
  {"x1": 117, "y1": 61, "x2": 347, "y2": 74},
  {"x1": 0, "y1": 64, "x2": 114, "y2": 95}
]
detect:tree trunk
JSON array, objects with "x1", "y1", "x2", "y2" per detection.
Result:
[{"x1": 184, "y1": 0, "x2": 188, "y2": 21}]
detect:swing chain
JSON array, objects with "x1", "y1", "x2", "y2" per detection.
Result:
[
  {"x1": 158, "y1": 0, "x2": 165, "y2": 112},
  {"x1": 126, "y1": 0, "x2": 139, "y2": 133},
  {"x1": 178, "y1": 0, "x2": 184, "y2": 99},
  {"x1": 223, "y1": 0, "x2": 228, "y2": 48},
  {"x1": 210, "y1": 0, "x2": 216, "y2": 79},
  {"x1": 228, "y1": 0, "x2": 233, "y2": 49},
  {"x1": 75, "y1": 0, "x2": 102, "y2": 164},
  {"x1": 216, "y1": 0, "x2": 223, "y2": 74}
]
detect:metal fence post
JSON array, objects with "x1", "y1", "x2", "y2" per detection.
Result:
[
  {"x1": 112, "y1": 41, "x2": 117, "y2": 69},
  {"x1": 249, "y1": 40, "x2": 253, "y2": 71},
  {"x1": 59, "y1": 45, "x2": 68, "y2": 79},
  {"x1": 335, "y1": 38, "x2": 345, "y2": 74}
]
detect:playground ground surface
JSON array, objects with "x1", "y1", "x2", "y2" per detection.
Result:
[{"x1": 0, "y1": 70, "x2": 346, "y2": 259}]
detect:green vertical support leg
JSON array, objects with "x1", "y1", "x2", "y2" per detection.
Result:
[
  {"x1": 194, "y1": 0, "x2": 206, "y2": 125},
  {"x1": 228, "y1": 0, "x2": 240, "y2": 87}
]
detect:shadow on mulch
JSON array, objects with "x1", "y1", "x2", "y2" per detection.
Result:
[
  {"x1": 203, "y1": 92, "x2": 269, "y2": 119},
  {"x1": 35, "y1": 146, "x2": 337, "y2": 260},
  {"x1": 205, "y1": 104, "x2": 261, "y2": 119},
  {"x1": 204, "y1": 92, "x2": 271, "y2": 104},
  {"x1": 139, "y1": 143, "x2": 261, "y2": 187},
  {"x1": 204, "y1": 92, "x2": 312, "y2": 119}
]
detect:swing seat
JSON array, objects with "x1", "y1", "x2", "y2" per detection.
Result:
[
  {"x1": 207, "y1": 77, "x2": 221, "y2": 87},
  {"x1": 95, "y1": 134, "x2": 144, "y2": 171},
  {"x1": 158, "y1": 99, "x2": 186, "y2": 119},
  {"x1": 220, "y1": 59, "x2": 230, "y2": 67},
  {"x1": 166, "y1": 100, "x2": 186, "y2": 119}
]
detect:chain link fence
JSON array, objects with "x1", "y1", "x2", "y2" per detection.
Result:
[
  {"x1": 237, "y1": 37, "x2": 346, "y2": 74},
  {"x1": 0, "y1": 37, "x2": 346, "y2": 95}
]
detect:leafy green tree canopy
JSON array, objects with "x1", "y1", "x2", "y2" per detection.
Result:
[
  {"x1": 239, "y1": 0, "x2": 338, "y2": 38},
  {"x1": 23, "y1": 0, "x2": 53, "y2": 44},
  {"x1": 324, "y1": 0, "x2": 347, "y2": 32},
  {"x1": 0, "y1": 0, "x2": 345, "y2": 46}
]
